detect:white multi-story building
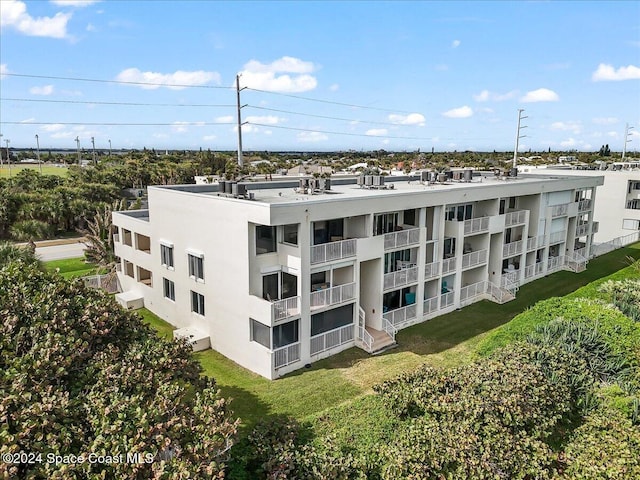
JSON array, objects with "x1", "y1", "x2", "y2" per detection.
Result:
[{"x1": 113, "y1": 172, "x2": 603, "y2": 379}]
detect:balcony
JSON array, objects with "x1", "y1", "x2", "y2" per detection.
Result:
[
  {"x1": 383, "y1": 303, "x2": 417, "y2": 328},
  {"x1": 524, "y1": 262, "x2": 544, "y2": 279},
  {"x1": 440, "y1": 291, "x2": 454, "y2": 308},
  {"x1": 578, "y1": 199, "x2": 592, "y2": 212},
  {"x1": 424, "y1": 261, "x2": 440, "y2": 280},
  {"x1": 505, "y1": 210, "x2": 527, "y2": 227},
  {"x1": 250, "y1": 295, "x2": 301, "y2": 326},
  {"x1": 550, "y1": 203, "x2": 569, "y2": 217},
  {"x1": 310, "y1": 283, "x2": 356, "y2": 309},
  {"x1": 442, "y1": 256, "x2": 457, "y2": 274},
  {"x1": 547, "y1": 255, "x2": 565, "y2": 272},
  {"x1": 384, "y1": 227, "x2": 420, "y2": 250},
  {"x1": 461, "y1": 249, "x2": 488, "y2": 269},
  {"x1": 113, "y1": 233, "x2": 120, "y2": 243},
  {"x1": 502, "y1": 240, "x2": 523, "y2": 258},
  {"x1": 460, "y1": 280, "x2": 487, "y2": 304},
  {"x1": 310, "y1": 324, "x2": 354, "y2": 356},
  {"x1": 383, "y1": 266, "x2": 419, "y2": 291},
  {"x1": 310, "y1": 238, "x2": 357, "y2": 264},
  {"x1": 423, "y1": 296, "x2": 439, "y2": 316},
  {"x1": 463, "y1": 217, "x2": 489, "y2": 235},
  {"x1": 575, "y1": 223, "x2": 589, "y2": 237},
  {"x1": 273, "y1": 342, "x2": 300, "y2": 369},
  {"x1": 527, "y1": 235, "x2": 545, "y2": 251},
  {"x1": 549, "y1": 230, "x2": 567, "y2": 245},
  {"x1": 592, "y1": 222, "x2": 599, "y2": 233}
]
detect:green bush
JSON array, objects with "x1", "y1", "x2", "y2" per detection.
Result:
[{"x1": 599, "y1": 279, "x2": 640, "y2": 323}]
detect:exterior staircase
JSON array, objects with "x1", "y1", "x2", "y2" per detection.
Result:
[
  {"x1": 356, "y1": 306, "x2": 397, "y2": 354},
  {"x1": 565, "y1": 250, "x2": 588, "y2": 273},
  {"x1": 364, "y1": 326, "x2": 396, "y2": 354},
  {"x1": 486, "y1": 281, "x2": 516, "y2": 304}
]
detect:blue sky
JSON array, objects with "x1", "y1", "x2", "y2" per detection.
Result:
[{"x1": 1, "y1": 0, "x2": 639, "y2": 153}]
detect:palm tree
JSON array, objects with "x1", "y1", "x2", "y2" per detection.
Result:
[
  {"x1": 79, "y1": 199, "x2": 127, "y2": 275},
  {"x1": 0, "y1": 241, "x2": 43, "y2": 269}
]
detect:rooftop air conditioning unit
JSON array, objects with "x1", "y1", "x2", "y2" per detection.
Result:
[
  {"x1": 225, "y1": 181, "x2": 235, "y2": 194},
  {"x1": 365, "y1": 175, "x2": 373, "y2": 186},
  {"x1": 464, "y1": 169, "x2": 473, "y2": 182},
  {"x1": 373, "y1": 175, "x2": 384, "y2": 186},
  {"x1": 357, "y1": 175, "x2": 365, "y2": 186},
  {"x1": 452, "y1": 170, "x2": 463, "y2": 181},
  {"x1": 218, "y1": 180, "x2": 226, "y2": 193},
  {"x1": 420, "y1": 170, "x2": 430, "y2": 182},
  {"x1": 323, "y1": 178, "x2": 331, "y2": 190},
  {"x1": 235, "y1": 183, "x2": 247, "y2": 197}
]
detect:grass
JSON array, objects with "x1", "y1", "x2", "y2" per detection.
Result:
[
  {"x1": 44, "y1": 257, "x2": 100, "y2": 279},
  {"x1": 140, "y1": 242, "x2": 640, "y2": 430},
  {"x1": 0, "y1": 164, "x2": 68, "y2": 178}
]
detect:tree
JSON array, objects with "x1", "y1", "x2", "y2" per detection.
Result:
[
  {"x1": 0, "y1": 241, "x2": 42, "y2": 269},
  {"x1": 79, "y1": 199, "x2": 126, "y2": 275},
  {"x1": 0, "y1": 263, "x2": 238, "y2": 479}
]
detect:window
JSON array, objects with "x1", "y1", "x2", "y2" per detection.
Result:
[
  {"x1": 403, "y1": 209, "x2": 416, "y2": 226},
  {"x1": 445, "y1": 204, "x2": 472, "y2": 221},
  {"x1": 191, "y1": 291, "x2": 205, "y2": 315},
  {"x1": 273, "y1": 319, "x2": 299, "y2": 348},
  {"x1": 262, "y1": 271, "x2": 297, "y2": 301},
  {"x1": 311, "y1": 304, "x2": 353, "y2": 336},
  {"x1": 163, "y1": 278, "x2": 175, "y2": 301},
  {"x1": 622, "y1": 219, "x2": 640, "y2": 230},
  {"x1": 373, "y1": 213, "x2": 399, "y2": 235},
  {"x1": 188, "y1": 253, "x2": 204, "y2": 281},
  {"x1": 256, "y1": 225, "x2": 277, "y2": 254},
  {"x1": 282, "y1": 224, "x2": 299, "y2": 245},
  {"x1": 313, "y1": 219, "x2": 344, "y2": 245},
  {"x1": 251, "y1": 318, "x2": 271, "y2": 348},
  {"x1": 161, "y1": 244, "x2": 174, "y2": 268}
]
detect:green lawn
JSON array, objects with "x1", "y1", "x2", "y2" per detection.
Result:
[
  {"x1": 0, "y1": 164, "x2": 68, "y2": 178},
  {"x1": 44, "y1": 257, "x2": 100, "y2": 279},
  {"x1": 140, "y1": 243, "x2": 640, "y2": 430}
]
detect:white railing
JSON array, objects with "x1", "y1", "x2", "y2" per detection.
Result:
[
  {"x1": 440, "y1": 291, "x2": 454, "y2": 308},
  {"x1": 566, "y1": 250, "x2": 588, "y2": 273},
  {"x1": 549, "y1": 230, "x2": 566, "y2": 244},
  {"x1": 576, "y1": 223, "x2": 590, "y2": 237},
  {"x1": 505, "y1": 210, "x2": 527, "y2": 226},
  {"x1": 442, "y1": 257, "x2": 457, "y2": 274},
  {"x1": 501, "y1": 270, "x2": 519, "y2": 288},
  {"x1": 486, "y1": 281, "x2": 512, "y2": 304},
  {"x1": 502, "y1": 240, "x2": 523, "y2": 258},
  {"x1": 310, "y1": 324, "x2": 354, "y2": 355},
  {"x1": 273, "y1": 342, "x2": 300, "y2": 369},
  {"x1": 463, "y1": 217, "x2": 489, "y2": 235},
  {"x1": 424, "y1": 261, "x2": 440, "y2": 279},
  {"x1": 383, "y1": 266, "x2": 419, "y2": 290},
  {"x1": 526, "y1": 235, "x2": 545, "y2": 251},
  {"x1": 383, "y1": 227, "x2": 420, "y2": 250},
  {"x1": 423, "y1": 296, "x2": 439, "y2": 316},
  {"x1": 310, "y1": 283, "x2": 356, "y2": 309},
  {"x1": 83, "y1": 274, "x2": 119, "y2": 294},
  {"x1": 547, "y1": 255, "x2": 565, "y2": 272},
  {"x1": 272, "y1": 296, "x2": 300, "y2": 322},
  {"x1": 310, "y1": 238, "x2": 357, "y2": 264},
  {"x1": 578, "y1": 199, "x2": 592, "y2": 212},
  {"x1": 590, "y1": 231, "x2": 640, "y2": 257},
  {"x1": 113, "y1": 233, "x2": 120, "y2": 243},
  {"x1": 381, "y1": 317, "x2": 397, "y2": 342},
  {"x1": 383, "y1": 303, "x2": 417, "y2": 327},
  {"x1": 461, "y1": 249, "x2": 488, "y2": 269},
  {"x1": 550, "y1": 203, "x2": 569, "y2": 217},
  {"x1": 524, "y1": 262, "x2": 545, "y2": 279},
  {"x1": 592, "y1": 222, "x2": 599, "y2": 233},
  {"x1": 460, "y1": 280, "x2": 486, "y2": 303}
]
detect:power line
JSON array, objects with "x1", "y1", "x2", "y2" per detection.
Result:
[
  {"x1": 247, "y1": 122, "x2": 436, "y2": 141},
  {"x1": 2, "y1": 72, "x2": 233, "y2": 90},
  {"x1": 1, "y1": 121, "x2": 235, "y2": 126},
  {"x1": 245, "y1": 105, "x2": 415, "y2": 127},
  {"x1": 1, "y1": 97, "x2": 235, "y2": 108}
]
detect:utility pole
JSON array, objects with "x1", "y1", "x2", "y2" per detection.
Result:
[
  {"x1": 622, "y1": 123, "x2": 634, "y2": 161},
  {"x1": 108, "y1": 139, "x2": 112, "y2": 157},
  {"x1": 91, "y1": 136, "x2": 97, "y2": 165},
  {"x1": 75, "y1": 136, "x2": 81, "y2": 165},
  {"x1": 0, "y1": 133, "x2": 3, "y2": 170},
  {"x1": 35, "y1": 134, "x2": 42, "y2": 174},
  {"x1": 512, "y1": 109, "x2": 527, "y2": 175},
  {"x1": 236, "y1": 74, "x2": 245, "y2": 168},
  {"x1": 5, "y1": 139, "x2": 10, "y2": 177}
]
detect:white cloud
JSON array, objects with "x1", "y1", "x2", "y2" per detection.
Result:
[
  {"x1": 520, "y1": 88, "x2": 559, "y2": 102},
  {"x1": 442, "y1": 105, "x2": 473, "y2": 118},
  {"x1": 19, "y1": 117, "x2": 35, "y2": 123},
  {"x1": 365, "y1": 128, "x2": 388, "y2": 136},
  {"x1": 42, "y1": 123, "x2": 65, "y2": 132},
  {"x1": 0, "y1": 64, "x2": 8, "y2": 79},
  {"x1": 203, "y1": 135, "x2": 217, "y2": 141},
  {"x1": 86, "y1": 23, "x2": 95, "y2": 32},
  {"x1": 434, "y1": 64, "x2": 449, "y2": 71},
  {"x1": 452, "y1": 39, "x2": 461, "y2": 48},
  {"x1": 329, "y1": 83, "x2": 339, "y2": 92},
  {"x1": 592, "y1": 117, "x2": 618, "y2": 125},
  {"x1": 607, "y1": 131, "x2": 619, "y2": 138},
  {"x1": 215, "y1": 115, "x2": 234, "y2": 124},
  {"x1": 473, "y1": 89, "x2": 517, "y2": 102},
  {"x1": 239, "y1": 56, "x2": 318, "y2": 93},
  {"x1": 29, "y1": 85, "x2": 54, "y2": 95},
  {"x1": 551, "y1": 121, "x2": 582, "y2": 134},
  {"x1": 245, "y1": 115, "x2": 283, "y2": 125},
  {"x1": 50, "y1": 0, "x2": 100, "y2": 6},
  {"x1": 115, "y1": 68, "x2": 221, "y2": 90},
  {"x1": 297, "y1": 131, "x2": 328, "y2": 142},
  {"x1": 388, "y1": 113, "x2": 425, "y2": 126},
  {"x1": 592, "y1": 63, "x2": 640, "y2": 81},
  {"x1": 1, "y1": 0, "x2": 71, "y2": 38}
]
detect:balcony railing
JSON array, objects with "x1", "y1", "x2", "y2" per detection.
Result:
[
  {"x1": 460, "y1": 281, "x2": 487, "y2": 304},
  {"x1": 310, "y1": 283, "x2": 356, "y2": 309},
  {"x1": 383, "y1": 303, "x2": 417, "y2": 327},
  {"x1": 442, "y1": 256, "x2": 457, "y2": 274},
  {"x1": 547, "y1": 255, "x2": 565, "y2": 272},
  {"x1": 113, "y1": 233, "x2": 120, "y2": 243},
  {"x1": 550, "y1": 203, "x2": 569, "y2": 217},
  {"x1": 383, "y1": 266, "x2": 419, "y2": 291},
  {"x1": 592, "y1": 222, "x2": 599, "y2": 233},
  {"x1": 575, "y1": 223, "x2": 589, "y2": 237},
  {"x1": 381, "y1": 317, "x2": 397, "y2": 342},
  {"x1": 505, "y1": 210, "x2": 527, "y2": 227},
  {"x1": 501, "y1": 270, "x2": 519, "y2": 288},
  {"x1": 271, "y1": 296, "x2": 301, "y2": 323},
  {"x1": 383, "y1": 227, "x2": 420, "y2": 250},
  {"x1": 527, "y1": 235, "x2": 545, "y2": 251},
  {"x1": 273, "y1": 342, "x2": 300, "y2": 369},
  {"x1": 578, "y1": 199, "x2": 592, "y2": 212},
  {"x1": 524, "y1": 261, "x2": 545, "y2": 279},
  {"x1": 463, "y1": 217, "x2": 489, "y2": 235},
  {"x1": 502, "y1": 240, "x2": 523, "y2": 258},
  {"x1": 423, "y1": 296, "x2": 439, "y2": 316},
  {"x1": 310, "y1": 324, "x2": 354, "y2": 356},
  {"x1": 424, "y1": 261, "x2": 440, "y2": 280},
  {"x1": 441, "y1": 291, "x2": 454, "y2": 308},
  {"x1": 461, "y1": 249, "x2": 488, "y2": 269},
  {"x1": 549, "y1": 230, "x2": 567, "y2": 245},
  {"x1": 310, "y1": 238, "x2": 357, "y2": 264}
]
